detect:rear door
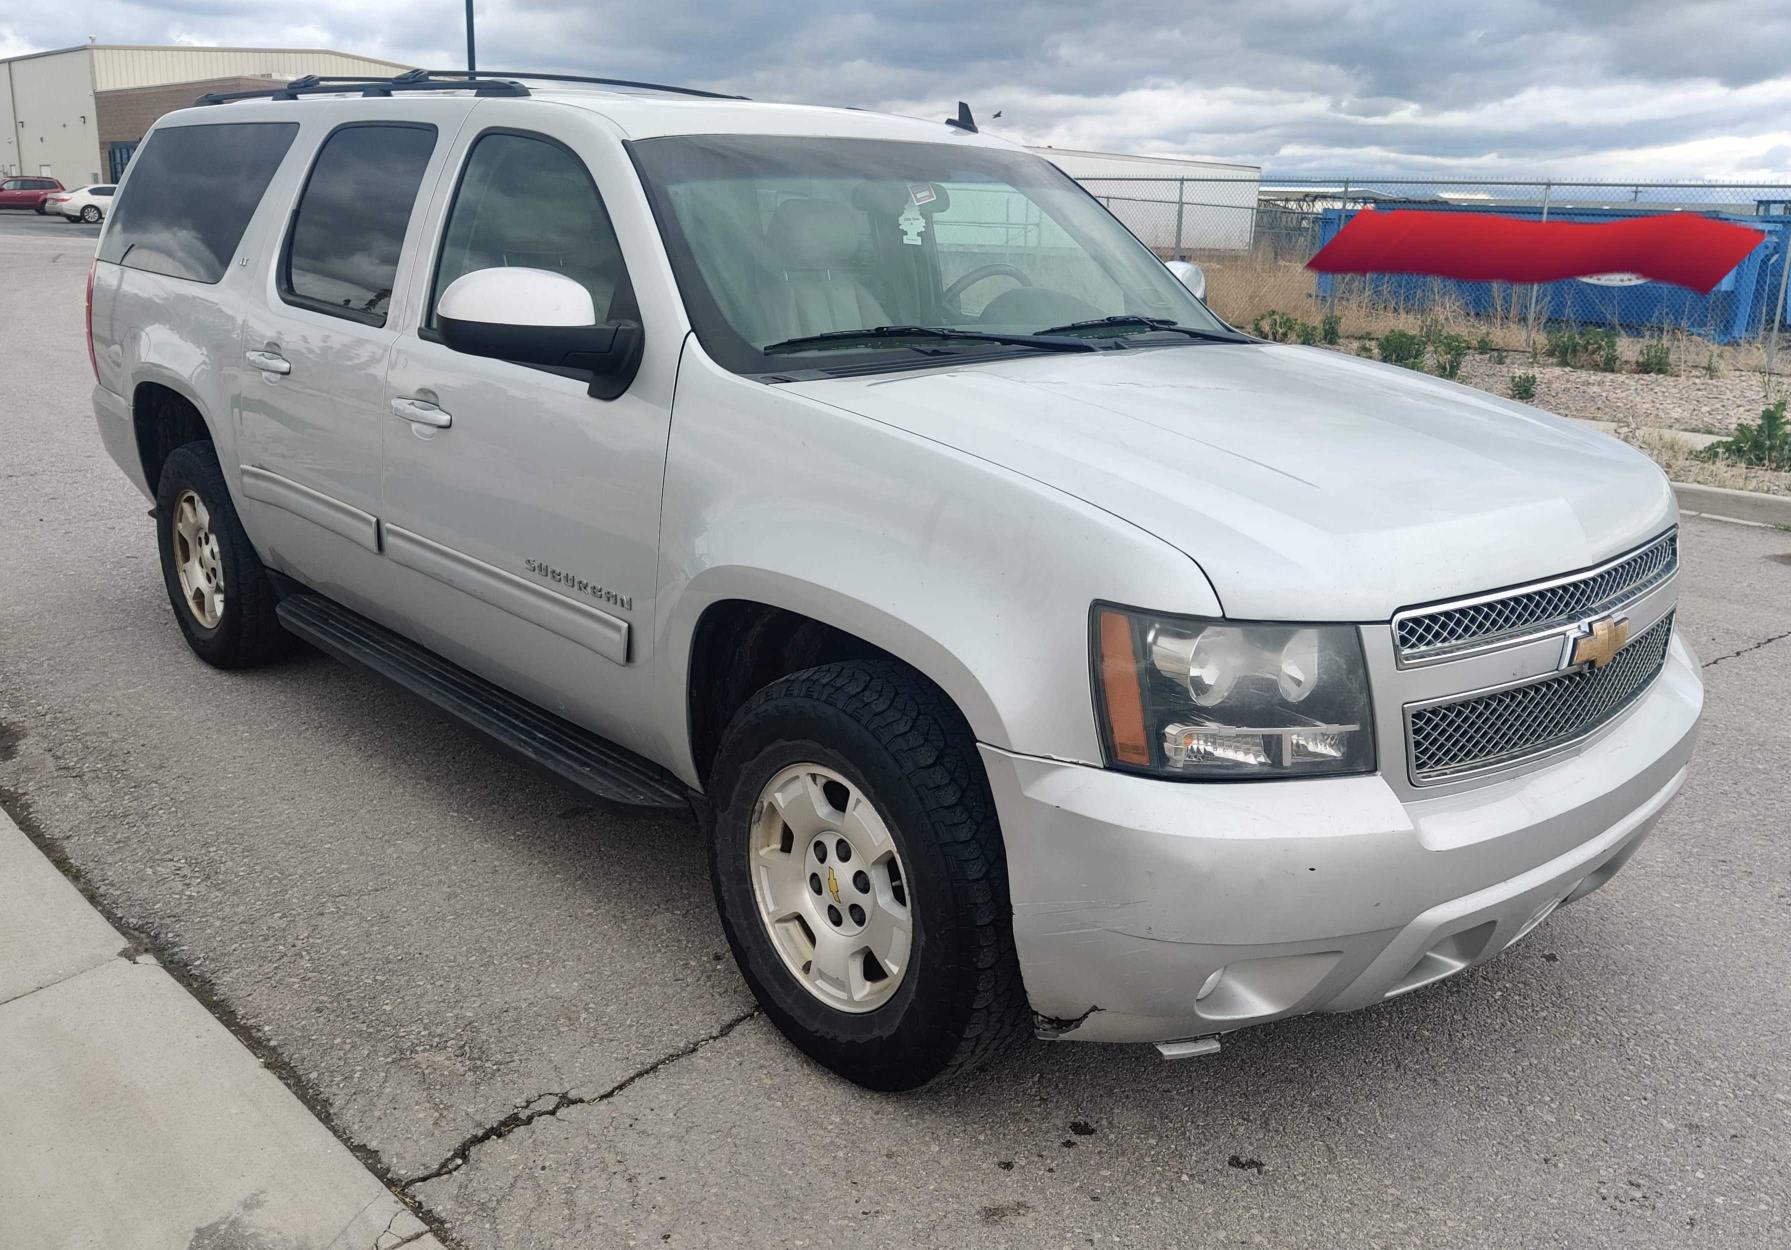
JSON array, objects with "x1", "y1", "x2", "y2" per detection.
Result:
[
  {"x1": 0, "y1": 179, "x2": 27, "y2": 208},
  {"x1": 236, "y1": 110, "x2": 468, "y2": 606}
]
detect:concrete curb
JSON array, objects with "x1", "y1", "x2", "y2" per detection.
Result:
[
  {"x1": 0, "y1": 808, "x2": 443, "y2": 1250},
  {"x1": 1671, "y1": 480, "x2": 1791, "y2": 528}
]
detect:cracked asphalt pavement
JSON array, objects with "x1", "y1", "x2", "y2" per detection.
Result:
[{"x1": 3, "y1": 212, "x2": 1790, "y2": 1248}]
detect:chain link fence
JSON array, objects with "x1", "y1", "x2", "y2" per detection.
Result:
[{"x1": 1075, "y1": 175, "x2": 1791, "y2": 379}]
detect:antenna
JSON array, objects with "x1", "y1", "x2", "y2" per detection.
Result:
[{"x1": 945, "y1": 101, "x2": 978, "y2": 134}]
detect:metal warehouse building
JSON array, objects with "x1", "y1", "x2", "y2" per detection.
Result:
[
  {"x1": 0, "y1": 45, "x2": 411, "y2": 186},
  {"x1": 1032, "y1": 148, "x2": 1261, "y2": 253}
]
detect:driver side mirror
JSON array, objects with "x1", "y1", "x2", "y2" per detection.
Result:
[
  {"x1": 437, "y1": 267, "x2": 643, "y2": 401},
  {"x1": 1165, "y1": 260, "x2": 1207, "y2": 301}
]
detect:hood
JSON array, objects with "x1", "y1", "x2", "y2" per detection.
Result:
[{"x1": 786, "y1": 343, "x2": 1675, "y2": 621}]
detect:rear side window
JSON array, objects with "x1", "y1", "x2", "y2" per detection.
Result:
[
  {"x1": 283, "y1": 123, "x2": 437, "y2": 325},
  {"x1": 94, "y1": 187, "x2": 116, "y2": 198},
  {"x1": 99, "y1": 122, "x2": 297, "y2": 283}
]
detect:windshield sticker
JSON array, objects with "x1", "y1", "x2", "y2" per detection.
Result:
[
  {"x1": 898, "y1": 203, "x2": 927, "y2": 245},
  {"x1": 908, "y1": 182, "x2": 937, "y2": 206}
]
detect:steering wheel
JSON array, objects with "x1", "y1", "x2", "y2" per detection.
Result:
[{"x1": 943, "y1": 263, "x2": 1032, "y2": 308}]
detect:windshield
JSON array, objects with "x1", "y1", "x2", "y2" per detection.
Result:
[{"x1": 629, "y1": 135, "x2": 1232, "y2": 374}]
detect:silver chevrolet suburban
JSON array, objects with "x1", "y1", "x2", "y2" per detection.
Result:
[{"x1": 87, "y1": 70, "x2": 1702, "y2": 1089}]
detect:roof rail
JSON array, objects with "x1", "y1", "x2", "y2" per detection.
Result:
[
  {"x1": 196, "y1": 69, "x2": 528, "y2": 105},
  {"x1": 194, "y1": 67, "x2": 746, "y2": 107},
  {"x1": 424, "y1": 69, "x2": 747, "y2": 101}
]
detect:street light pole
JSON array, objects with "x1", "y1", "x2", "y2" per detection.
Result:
[{"x1": 465, "y1": 0, "x2": 477, "y2": 73}]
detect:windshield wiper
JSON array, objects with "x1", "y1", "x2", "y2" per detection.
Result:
[
  {"x1": 762, "y1": 324, "x2": 1097, "y2": 356},
  {"x1": 1034, "y1": 315, "x2": 1244, "y2": 343}
]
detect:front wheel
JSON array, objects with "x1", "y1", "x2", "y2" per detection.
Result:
[{"x1": 708, "y1": 661, "x2": 1029, "y2": 1089}]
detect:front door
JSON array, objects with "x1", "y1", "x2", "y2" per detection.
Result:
[
  {"x1": 379, "y1": 103, "x2": 678, "y2": 759},
  {"x1": 236, "y1": 114, "x2": 462, "y2": 607}
]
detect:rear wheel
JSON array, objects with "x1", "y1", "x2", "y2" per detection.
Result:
[
  {"x1": 154, "y1": 442, "x2": 291, "y2": 668},
  {"x1": 708, "y1": 660, "x2": 1029, "y2": 1089},
  {"x1": 79, "y1": 205, "x2": 101, "y2": 223}
]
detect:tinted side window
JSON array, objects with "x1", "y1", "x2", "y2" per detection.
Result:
[
  {"x1": 99, "y1": 123, "x2": 297, "y2": 283},
  {"x1": 94, "y1": 187, "x2": 115, "y2": 198},
  {"x1": 283, "y1": 124, "x2": 437, "y2": 325},
  {"x1": 430, "y1": 132, "x2": 631, "y2": 329}
]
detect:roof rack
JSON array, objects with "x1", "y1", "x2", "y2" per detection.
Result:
[
  {"x1": 196, "y1": 69, "x2": 527, "y2": 105},
  {"x1": 195, "y1": 67, "x2": 745, "y2": 107},
  {"x1": 426, "y1": 69, "x2": 747, "y2": 101}
]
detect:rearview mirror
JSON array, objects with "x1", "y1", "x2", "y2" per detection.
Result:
[
  {"x1": 437, "y1": 267, "x2": 643, "y2": 400},
  {"x1": 1165, "y1": 260, "x2": 1207, "y2": 301}
]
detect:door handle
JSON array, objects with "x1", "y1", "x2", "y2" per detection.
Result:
[
  {"x1": 245, "y1": 349, "x2": 291, "y2": 375},
  {"x1": 391, "y1": 396, "x2": 452, "y2": 429}
]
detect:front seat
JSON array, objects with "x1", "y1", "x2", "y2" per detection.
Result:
[{"x1": 764, "y1": 198, "x2": 888, "y2": 339}]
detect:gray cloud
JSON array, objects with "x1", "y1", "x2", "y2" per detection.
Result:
[{"x1": 3, "y1": 0, "x2": 1789, "y2": 178}]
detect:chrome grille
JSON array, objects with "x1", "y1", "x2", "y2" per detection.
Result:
[
  {"x1": 1407, "y1": 611, "x2": 1674, "y2": 783},
  {"x1": 1395, "y1": 530, "x2": 1677, "y2": 663}
]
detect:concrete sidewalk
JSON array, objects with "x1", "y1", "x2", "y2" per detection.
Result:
[{"x1": 0, "y1": 809, "x2": 442, "y2": 1250}]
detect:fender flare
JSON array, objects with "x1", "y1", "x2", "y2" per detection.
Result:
[{"x1": 659, "y1": 565, "x2": 1013, "y2": 783}]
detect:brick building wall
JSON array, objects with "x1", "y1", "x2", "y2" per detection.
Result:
[{"x1": 95, "y1": 75, "x2": 280, "y2": 145}]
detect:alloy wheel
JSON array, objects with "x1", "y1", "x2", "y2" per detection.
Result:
[
  {"x1": 749, "y1": 763, "x2": 913, "y2": 1012},
  {"x1": 171, "y1": 488, "x2": 225, "y2": 628}
]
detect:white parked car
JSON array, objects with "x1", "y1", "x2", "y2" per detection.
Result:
[
  {"x1": 85, "y1": 71, "x2": 1701, "y2": 1089},
  {"x1": 47, "y1": 183, "x2": 116, "y2": 222}
]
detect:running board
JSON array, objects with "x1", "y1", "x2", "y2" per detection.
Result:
[{"x1": 276, "y1": 592, "x2": 690, "y2": 810}]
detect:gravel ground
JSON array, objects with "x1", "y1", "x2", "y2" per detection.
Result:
[
  {"x1": 1453, "y1": 353, "x2": 1778, "y2": 436},
  {"x1": 1457, "y1": 355, "x2": 1791, "y2": 498}
]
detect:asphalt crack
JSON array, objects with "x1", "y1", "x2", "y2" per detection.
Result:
[
  {"x1": 397, "y1": 1008, "x2": 760, "y2": 1192},
  {"x1": 1701, "y1": 629, "x2": 1791, "y2": 671}
]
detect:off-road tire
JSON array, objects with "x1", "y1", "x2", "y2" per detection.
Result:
[
  {"x1": 154, "y1": 441, "x2": 291, "y2": 668},
  {"x1": 708, "y1": 660, "x2": 1030, "y2": 1089}
]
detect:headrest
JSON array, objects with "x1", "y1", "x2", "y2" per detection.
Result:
[{"x1": 767, "y1": 198, "x2": 862, "y2": 269}]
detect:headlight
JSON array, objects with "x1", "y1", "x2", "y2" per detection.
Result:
[{"x1": 1092, "y1": 606, "x2": 1375, "y2": 778}]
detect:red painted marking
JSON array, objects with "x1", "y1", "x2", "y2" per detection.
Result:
[{"x1": 1307, "y1": 210, "x2": 1766, "y2": 293}]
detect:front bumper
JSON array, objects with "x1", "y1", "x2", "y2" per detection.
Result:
[{"x1": 981, "y1": 633, "x2": 1703, "y2": 1044}]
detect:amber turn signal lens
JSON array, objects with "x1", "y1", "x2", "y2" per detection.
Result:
[{"x1": 1097, "y1": 608, "x2": 1151, "y2": 766}]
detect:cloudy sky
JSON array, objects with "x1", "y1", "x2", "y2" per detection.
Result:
[{"x1": 5, "y1": 0, "x2": 1790, "y2": 179}]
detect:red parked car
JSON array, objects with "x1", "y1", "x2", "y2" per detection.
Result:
[{"x1": 0, "y1": 176, "x2": 65, "y2": 212}]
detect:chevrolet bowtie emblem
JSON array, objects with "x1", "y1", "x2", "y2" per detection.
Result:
[
  {"x1": 826, "y1": 866, "x2": 841, "y2": 904},
  {"x1": 1568, "y1": 614, "x2": 1630, "y2": 669}
]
